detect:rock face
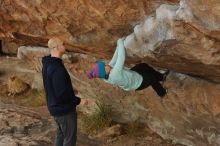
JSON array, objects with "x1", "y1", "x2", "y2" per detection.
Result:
[
  {"x1": 0, "y1": 0, "x2": 177, "y2": 57},
  {"x1": 0, "y1": 102, "x2": 54, "y2": 146},
  {"x1": 95, "y1": 124, "x2": 122, "y2": 139},
  {"x1": 69, "y1": 57, "x2": 220, "y2": 146},
  {"x1": 0, "y1": 0, "x2": 219, "y2": 82},
  {"x1": 124, "y1": 0, "x2": 220, "y2": 82},
  {"x1": 1, "y1": 39, "x2": 19, "y2": 54},
  {"x1": 1, "y1": 0, "x2": 220, "y2": 146},
  {"x1": 17, "y1": 49, "x2": 220, "y2": 146}
]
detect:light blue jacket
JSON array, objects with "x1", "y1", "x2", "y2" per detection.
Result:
[{"x1": 104, "y1": 39, "x2": 143, "y2": 91}]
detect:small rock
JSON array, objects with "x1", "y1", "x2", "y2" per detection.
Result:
[
  {"x1": 144, "y1": 136, "x2": 153, "y2": 141},
  {"x1": 0, "y1": 136, "x2": 17, "y2": 146},
  {"x1": 95, "y1": 124, "x2": 122, "y2": 139},
  {"x1": 153, "y1": 137, "x2": 163, "y2": 143}
]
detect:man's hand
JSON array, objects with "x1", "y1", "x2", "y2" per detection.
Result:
[{"x1": 80, "y1": 98, "x2": 88, "y2": 106}]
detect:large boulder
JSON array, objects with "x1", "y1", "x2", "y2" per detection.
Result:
[
  {"x1": 0, "y1": 0, "x2": 220, "y2": 145},
  {"x1": 0, "y1": 0, "x2": 219, "y2": 82},
  {"x1": 0, "y1": 0, "x2": 177, "y2": 57},
  {"x1": 0, "y1": 103, "x2": 54, "y2": 146},
  {"x1": 124, "y1": 0, "x2": 220, "y2": 82}
]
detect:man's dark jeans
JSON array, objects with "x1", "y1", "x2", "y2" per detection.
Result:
[{"x1": 54, "y1": 111, "x2": 77, "y2": 146}]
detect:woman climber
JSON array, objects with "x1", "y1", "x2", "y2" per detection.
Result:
[{"x1": 87, "y1": 38, "x2": 169, "y2": 98}]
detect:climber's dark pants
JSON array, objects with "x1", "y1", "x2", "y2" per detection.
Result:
[
  {"x1": 54, "y1": 111, "x2": 77, "y2": 146},
  {"x1": 131, "y1": 63, "x2": 166, "y2": 97}
]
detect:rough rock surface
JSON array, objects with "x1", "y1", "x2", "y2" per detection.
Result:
[
  {"x1": 0, "y1": 102, "x2": 54, "y2": 146},
  {"x1": 0, "y1": 99, "x2": 102, "y2": 146},
  {"x1": 124, "y1": 0, "x2": 220, "y2": 83},
  {"x1": 17, "y1": 49, "x2": 220, "y2": 146},
  {"x1": 0, "y1": 0, "x2": 220, "y2": 146},
  {"x1": 1, "y1": 39, "x2": 19, "y2": 54},
  {"x1": 69, "y1": 55, "x2": 220, "y2": 146},
  {"x1": 0, "y1": 0, "x2": 177, "y2": 57},
  {"x1": 0, "y1": 0, "x2": 219, "y2": 82},
  {"x1": 95, "y1": 124, "x2": 122, "y2": 139},
  {"x1": 0, "y1": 57, "x2": 182, "y2": 146}
]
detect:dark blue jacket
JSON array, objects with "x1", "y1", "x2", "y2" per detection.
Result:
[{"x1": 42, "y1": 55, "x2": 81, "y2": 117}]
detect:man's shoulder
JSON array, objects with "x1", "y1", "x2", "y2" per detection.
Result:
[{"x1": 47, "y1": 64, "x2": 64, "y2": 75}]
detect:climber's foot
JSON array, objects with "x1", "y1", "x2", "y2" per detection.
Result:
[
  {"x1": 162, "y1": 70, "x2": 170, "y2": 82},
  {"x1": 159, "y1": 89, "x2": 168, "y2": 99}
]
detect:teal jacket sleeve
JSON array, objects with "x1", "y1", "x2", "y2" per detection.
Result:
[
  {"x1": 109, "y1": 45, "x2": 119, "y2": 67},
  {"x1": 113, "y1": 39, "x2": 125, "y2": 71}
]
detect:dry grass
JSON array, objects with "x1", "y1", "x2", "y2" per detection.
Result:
[
  {"x1": 7, "y1": 76, "x2": 29, "y2": 96},
  {"x1": 22, "y1": 89, "x2": 46, "y2": 107},
  {"x1": 80, "y1": 101, "x2": 113, "y2": 135}
]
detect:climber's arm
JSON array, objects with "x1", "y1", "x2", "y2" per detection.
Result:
[
  {"x1": 109, "y1": 43, "x2": 119, "y2": 68},
  {"x1": 113, "y1": 39, "x2": 125, "y2": 71}
]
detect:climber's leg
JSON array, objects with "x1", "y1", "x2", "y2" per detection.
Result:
[
  {"x1": 130, "y1": 63, "x2": 146, "y2": 74},
  {"x1": 131, "y1": 63, "x2": 150, "y2": 90},
  {"x1": 161, "y1": 70, "x2": 170, "y2": 82},
  {"x1": 133, "y1": 63, "x2": 170, "y2": 82},
  {"x1": 151, "y1": 81, "x2": 167, "y2": 97},
  {"x1": 140, "y1": 63, "x2": 165, "y2": 81}
]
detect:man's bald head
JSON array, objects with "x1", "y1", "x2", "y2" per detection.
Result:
[
  {"x1": 48, "y1": 37, "x2": 63, "y2": 51},
  {"x1": 48, "y1": 37, "x2": 66, "y2": 56}
]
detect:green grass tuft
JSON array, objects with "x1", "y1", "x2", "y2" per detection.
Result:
[{"x1": 80, "y1": 101, "x2": 113, "y2": 135}]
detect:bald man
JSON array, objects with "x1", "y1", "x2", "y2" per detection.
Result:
[{"x1": 42, "y1": 37, "x2": 87, "y2": 146}]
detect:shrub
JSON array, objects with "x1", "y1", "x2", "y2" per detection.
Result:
[{"x1": 81, "y1": 101, "x2": 113, "y2": 134}]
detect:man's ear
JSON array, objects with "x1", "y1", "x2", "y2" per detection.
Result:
[{"x1": 53, "y1": 47, "x2": 58, "y2": 51}]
